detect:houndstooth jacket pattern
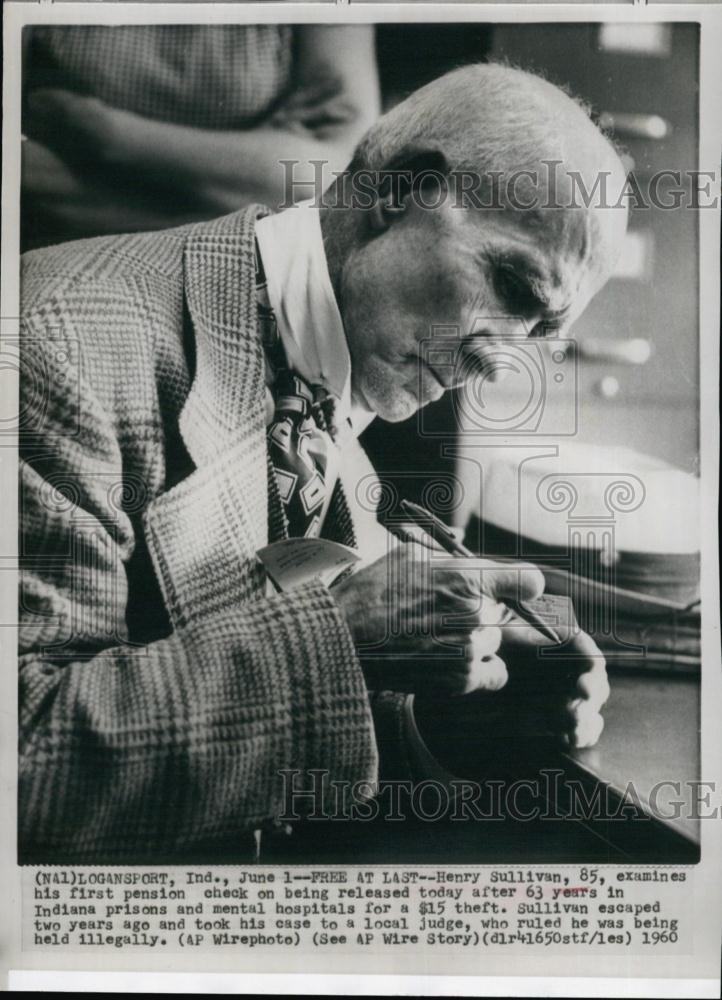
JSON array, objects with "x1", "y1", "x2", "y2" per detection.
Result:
[{"x1": 19, "y1": 205, "x2": 411, "y2": 864}]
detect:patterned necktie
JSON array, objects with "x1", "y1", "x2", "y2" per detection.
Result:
[
  {"x1": 267, "y1": 372, "x2": 335, "y2": 538},
  {"x1": 256, "y1": 241, "x2": 336, "y2": 540}
]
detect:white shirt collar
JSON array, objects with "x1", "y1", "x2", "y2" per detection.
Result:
[{"x1": 255, "y1": 201, "x2": 374, "y2": 435}]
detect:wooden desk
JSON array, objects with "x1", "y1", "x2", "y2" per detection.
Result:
[
  {"x1": 268, "y1": 668, "x2": 700, "y2": 865},
  {"x1": 563, "y1": 670, "x2": 700, "y2": 854}
]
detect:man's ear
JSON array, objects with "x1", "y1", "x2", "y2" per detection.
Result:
[{"x1": 367, "y1": 146, "x2": 449, "y2": 234}]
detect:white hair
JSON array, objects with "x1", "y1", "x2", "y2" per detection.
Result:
[{"x1": 350, "y1": 61, "x2": 619, "y2": 178}]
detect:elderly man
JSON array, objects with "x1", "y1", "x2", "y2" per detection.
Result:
[{"x1": 19, "y1": 64, "x2": 625, "y2": 862}]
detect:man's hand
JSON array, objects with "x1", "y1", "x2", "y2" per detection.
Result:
[
  {"x1": 333, "y1": 544, "x2": 545, "y2": 697},
  {"x1": 497, "y1": 615, "x2": 610, "y2": 750},
  {"x1": 410, "y1": 611, "x2": 610, "y2": 776}
]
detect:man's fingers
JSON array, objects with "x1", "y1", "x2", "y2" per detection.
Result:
[
  {"x1": 564, "y1": 705, "x2": 605, "y2": 749},
  {"x1": 432, "y1": 558, "x2": 544, "y2": 604},
  {"x1": 554, "y1": 625, "x2": 603, "y2": 658},
  {"x1": 471, "y1": 654, "x2": 508, "y2": 694},
  {"x1": 469, "y1": 625, "x2": 503, "y2": 658},
  {"x1": 457, "y1": 652, "x2": 508, "y2": 695},
  {"x1": 429, "y1": 556, "x2": 545, "y2": 606},
  {"x1": 483, "y1": 562, "x2": 546, "y2": 603},
  {"x1": 436, "y1": 594, "x2": 503, "y2": 634},
  {"x1": 576, "y1": 662, "x2": 611, "y2": 706},
  {"x1": 558, "y1": 690, "x2": 607, "y2": 741},
  {"x1": 431, "y1": 632, "x2": 507, "y2": 696}
]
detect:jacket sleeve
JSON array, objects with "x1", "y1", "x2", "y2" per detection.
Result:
[{"x1": 18, "y1": 314, "x2": 377, "y2": 863}]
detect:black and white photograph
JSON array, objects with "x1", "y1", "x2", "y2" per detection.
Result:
[{"x1": 2, "y1": 3, "x2": 721, "y2": 996}]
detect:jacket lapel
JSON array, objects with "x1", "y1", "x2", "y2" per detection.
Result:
[
  {"x1": 176, "y1": 204, "x2": 349, "y2": 552},
  {"x1": 143, "y1": 204, "x2": 360, "y2": 631},
  {"x1": 179, "y1": 206, "x2": 275, "y2": 560},
  {"x1": 143, "y1": 207, "x2": 280, "y2": 628},
  {"x1": 179, "y1": 206, "x2": 271, "y2": 468}
]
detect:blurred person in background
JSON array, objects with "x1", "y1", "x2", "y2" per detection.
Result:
[{"x1": 21, "y1": 24, "x2": 379, "y2": 249}]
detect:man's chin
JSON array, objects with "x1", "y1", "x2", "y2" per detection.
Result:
[
  {"x1": 356, "y1": 370, "x2": 448, "y2": 423},
  {"x1": 374, "y1": 393, "x2": 422, "y2": 424},
  {"x1": 354, "y1": 379, "x2": 416, "y2": 423}
]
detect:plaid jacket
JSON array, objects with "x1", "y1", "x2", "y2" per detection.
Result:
[{"x1": 19, "y1": 206, "x2": 407, "y2": 863}]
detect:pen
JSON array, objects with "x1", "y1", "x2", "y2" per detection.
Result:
[{"x1": 399, "y1": 498, "x2": 561, "y2": 644}]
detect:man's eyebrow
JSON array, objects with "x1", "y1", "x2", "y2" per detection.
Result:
[{"x1": 506, "y1": 254, "x2": 571, "y2": 320}]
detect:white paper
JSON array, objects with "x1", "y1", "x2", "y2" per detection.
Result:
[{"x1": 257, "y1": 538, "x2": 361, "y2": 591}]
